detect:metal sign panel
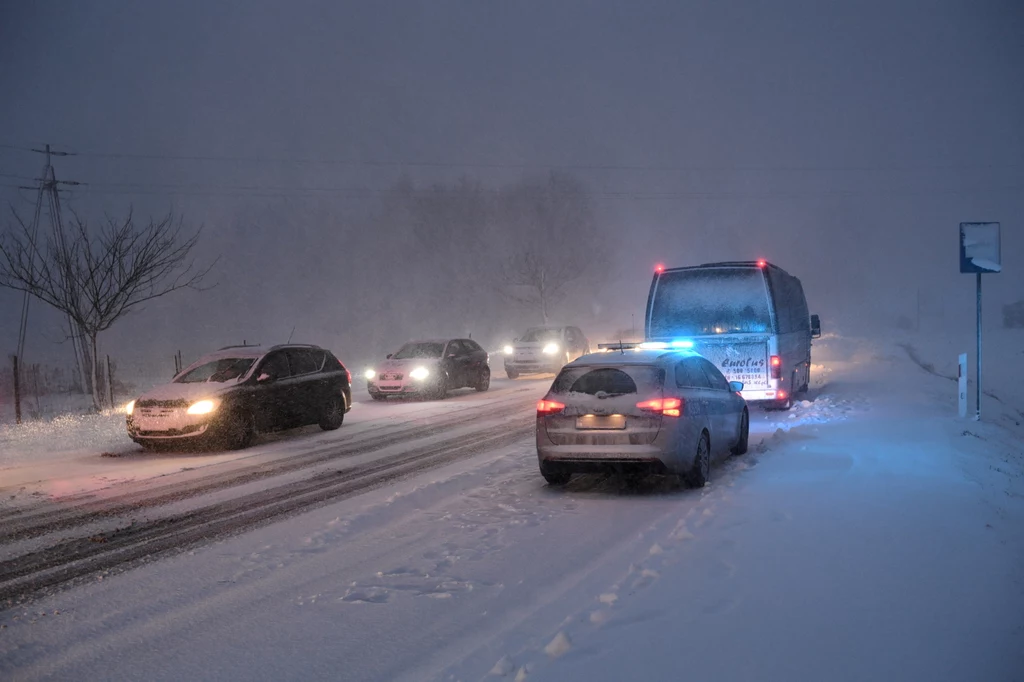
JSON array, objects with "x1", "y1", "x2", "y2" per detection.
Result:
[{"x1": 959, "y1": 222, "x2": 1001, "y2": 274}]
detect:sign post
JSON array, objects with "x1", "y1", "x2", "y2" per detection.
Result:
[
  {"x1": 959, "y1": 222, "x2": 1001, "y2": 421},
  {"x1": 958, "y1": 353, "x2": 968, "y2": 418}
]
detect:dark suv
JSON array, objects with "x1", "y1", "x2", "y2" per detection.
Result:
[{"x1": 126, "y1": 343, "x2": 353, "y2": 450}]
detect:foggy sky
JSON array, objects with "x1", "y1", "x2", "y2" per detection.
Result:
[{"x1": 1, "y1": 0, "x2": 1021, "y2": 379}]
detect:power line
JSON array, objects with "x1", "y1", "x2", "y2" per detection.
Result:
[
  {"x1": 5, "y1": 181, "x2": 1018, "y2": 201},
  {"x1": 1, "y1": 140, "x2": 1020, "y2": 173}
]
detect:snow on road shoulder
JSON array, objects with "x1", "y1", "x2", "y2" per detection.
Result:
[{"x1": 451, "y1": 336, "x2": 1024, "y2": 682}]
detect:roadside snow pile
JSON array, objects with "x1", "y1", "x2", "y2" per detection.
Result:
[
  {"x1": 762, "y1": 394, "x2": 862, "y2": 431},
  {"x1": 0, "y1": 409, "x2": 132, "y2": 468}
]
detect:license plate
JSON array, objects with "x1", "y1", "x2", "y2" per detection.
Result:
[{"x1": 575, "y1": 414, "x2": 626, "y2": 430}]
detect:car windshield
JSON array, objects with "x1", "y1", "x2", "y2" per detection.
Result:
[
  {"x1": 520, "y1": 328, "x2": 561, "y2": 343},
  {"x1": 393, "y1": 342, "x2": 444, "y2": 359},
  {"x1": 649, "y1": 268, "x2": 773, "y2": 337},
  {"x1": 550, "y1": 365, "x2": 665, "y2": 397},
  {"x1": 175, "y1": 357, "x2": 256, "y2": 383}
]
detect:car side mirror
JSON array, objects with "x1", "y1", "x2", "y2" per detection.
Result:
[
  {"x1": 729, "y1": 381, "x2": 744, "y2": 393},
  {"x1": 448, "y1": 353, "x2": 457, "y2": 358},
  {"x1": 258, "y1": 373, "x2": 273, "y2": 383},
  {"x1": 386, "y1": 353, "x2": 393, "y2": 359},
  {"x1": 810, "y1": 314, "x2": 821, "y2": 339}
]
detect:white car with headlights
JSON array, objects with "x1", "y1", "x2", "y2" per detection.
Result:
[
  {"x1": 503, "y1": 326, "x2": 589, "y2": 379},
  {"x1": 126, "y1": 343, "x2": 353, "y2": 450},
  {"x1": 366, "y1": 338, "x2": 490, "y2": 400}
]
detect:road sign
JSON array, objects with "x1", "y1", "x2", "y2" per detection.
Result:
[
  {"x1": 960, "y1": 222, "x2": 1001, "y2": 273},
  {"x1": 960, "y1": 222, "x2": 1001, "y2": 420}
]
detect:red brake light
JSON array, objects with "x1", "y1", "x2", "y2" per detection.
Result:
[
  {"x1": 345, "y1": 369, "x2": 352, "y2": 384},
  {"x1": 636, "y1": 397, "x2": 683, "y2": 417},
  {"x1": 770, "y1": 355, "x2": 782, "y2": 379},
  {"x1": 537, "y1": 399, "x2": 566, "y2": 414}
]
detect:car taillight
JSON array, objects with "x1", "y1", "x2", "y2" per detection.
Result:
[
  {"x1": 777, "y1": 390, "x2": 788, "y2": 401},
  {"x1": 636, "y1": 397, "x2": 683, "y2": 417},
  {"x1": 345, "y1": 369, "x2": 352, "y2": 384},
  {"x1": 537, "y1": 399, "x2": 566, "y2": 414},
  {"x1": 770, "y1": 355, "x2": 782, "y2": 379}
]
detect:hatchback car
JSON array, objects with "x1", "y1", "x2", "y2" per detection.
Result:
[
  {"x1": 365, "y1": 338, "x2": 490, "y2": 400},
  {"x1": 503, "y1": 325, "x2": 589, "y2": 378},
  {"x1": 535, "y1": 345, "x2": 749, "y2": 487},
  {"x1": 126, "y1": 344, "x2": 352, "y2": 450}
]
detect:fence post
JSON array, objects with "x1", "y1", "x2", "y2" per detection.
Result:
[
  {"x1": 107, "y1": 354, "x2": 115, "y2": 409},
  {"x1": 12, "y1": 355, "x2": 22, "y2": 425}
]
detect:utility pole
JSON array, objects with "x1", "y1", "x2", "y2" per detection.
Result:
[{"x1": 15, "y1": 145, "x2": 91, "y2": 398}]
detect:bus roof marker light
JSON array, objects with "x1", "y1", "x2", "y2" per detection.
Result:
[
  {"x1": 756, "y1": 259, "x2": 767, "y2": 268},
  {"x1": 655, "y1": 263, "x2": 665, "y2": 273}
]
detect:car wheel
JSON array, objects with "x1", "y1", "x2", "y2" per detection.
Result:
[
  {"x1": 475, "y1": 367, "x2": 491, "y2": 392},
  {"x1": 540, "y1": 461, "x2": 571, "y2": 486},
  {"x1": 684, "y1": 431, "x2": 711, "y2": 488},
  {"x1": 319, "y1": 396, "x2": 345, "y2": 430},
  {"x1": 730, "y1": 409, "x2": 749, "y2": 456},
  {"x1": 433, "y1": 375, "x2": 449, "y2": 400},
  {"x1": 506, "y1": 368, "x2": 519, "y2": 380},
  {"x1": 222, "y1": 411, "x2": 256, "y2": 450}
]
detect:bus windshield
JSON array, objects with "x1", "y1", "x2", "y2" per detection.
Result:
[{"x1": 648, "y1": 268, "x2": 773, "y2": 337}]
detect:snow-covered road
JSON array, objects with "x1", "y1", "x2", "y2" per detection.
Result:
[{"x1": 1, "y1": 337, "x2": 1022, "y2": 681}]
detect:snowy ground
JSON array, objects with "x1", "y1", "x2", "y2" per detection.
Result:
[{"x1": 0, "y1": 334, "x2": 1022, "y2": 681}]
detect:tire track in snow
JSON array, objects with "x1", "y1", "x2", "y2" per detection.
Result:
[
  {"x1": 0, "y1": 389, "x2": 536, "y2": 544},
  {"x1": 0, "y1": 419, "x2": 535, "y2": 609}
]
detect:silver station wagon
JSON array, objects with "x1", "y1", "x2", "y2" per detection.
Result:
[{"x1": 535, "y1": 345, "x2": 749, "y2": 487}]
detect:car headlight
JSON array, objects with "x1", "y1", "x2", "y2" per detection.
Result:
[
  {"x1": 125, "y1": 400, "x2": 135, "y2": 415},
  {"x1": 542, "y1": 343, "x2": 560, "y2": 355},
  {"x1": 186, "y1": 399, "x2": 218, "y2": 415},
  {"x1": 410, "y1": 367, "x2": 430, "y2": 380},
  {"x1": 503, "y1": 345, "x2": 514, "y2": 355},
  {"x1": 364, "y1": 368, "x2": 376, "y2": 381}
]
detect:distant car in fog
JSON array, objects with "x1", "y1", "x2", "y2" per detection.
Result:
[
  {"x1": 503, "y1": 325, "x2": 589, "y2": 379},
  {"x1": 126, "y1": 344, "x2": 352, "y2": 450},
  {"x1": 365, "y1": 338, "x2": 490, "y2": 400},
  {"x1": 535, "y1": 345, "x2": 749, "y2": 487}
]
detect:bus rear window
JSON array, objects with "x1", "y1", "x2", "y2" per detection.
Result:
[{"x1": 649, "y1": 268, "x2": 773, "y2": 337}]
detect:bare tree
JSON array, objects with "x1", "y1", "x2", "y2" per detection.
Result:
[
  {"x1": 0, "y1": 208, "x2": 216, "y2": 410},
  {"x1": 497, "y1": 172, "x2": 606, "y2": 324}
]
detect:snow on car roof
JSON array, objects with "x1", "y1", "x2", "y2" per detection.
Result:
[{"x1": 569, "y1": 348, "x2": 700, "y2": 366}]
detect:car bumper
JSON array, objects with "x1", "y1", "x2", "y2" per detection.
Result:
[
  {"x1": 537, "y1": 432, "x2": 691, "y2": 474},
  {"x1": 504, "y1": 359, "x2": 561, "y2": 374},
  {"x1": 367, "y1": 380, "x2": 436, "y2": 396},
  {"x1": 126, "y1": 414, "x2": 216, "y2": 441}
]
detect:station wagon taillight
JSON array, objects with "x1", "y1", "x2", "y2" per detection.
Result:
[
  {"x1": 770, "y1": 355, "x2": 782, "y2": 379},
  {"x1": 537, "y1": 399, "x2": 566, "y2": 414},
  {"x1": 345, "y1": 369, "x2": 352, "y2": 384},
  {"x1": 636, "y1": 397, "x2": 683, "y2": 417}
]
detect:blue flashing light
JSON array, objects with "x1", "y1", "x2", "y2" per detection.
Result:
[
  {"x1": 670, "y1": 340, "x2": 694, "y2": 349},
  {"x1": 639, "y1": 341, "x2": 669, "y2": 350}
]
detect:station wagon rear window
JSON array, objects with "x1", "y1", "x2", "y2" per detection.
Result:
[{"x1": 550, "y1": 366, "x2": 665, "y2": 397}]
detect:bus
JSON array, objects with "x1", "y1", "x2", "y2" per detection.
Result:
[{"x1": 644, "y1": 260, "x2": 821, "y2": 409}]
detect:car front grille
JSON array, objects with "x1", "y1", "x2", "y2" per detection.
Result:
[{"x1": 379, "y1": 373, "x2": 404, "y2": 381}]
